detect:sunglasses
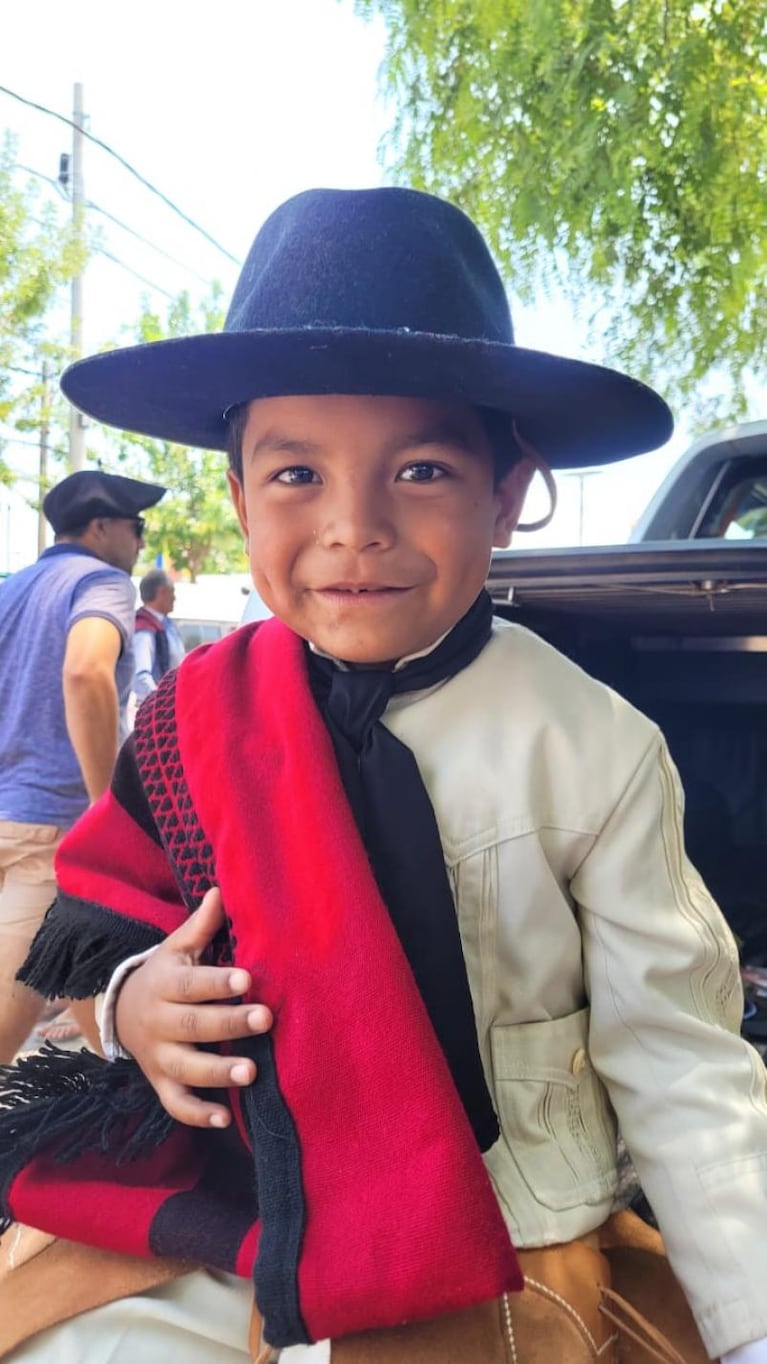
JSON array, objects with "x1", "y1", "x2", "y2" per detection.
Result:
[
  {"x1": 98, "y1": 515, "x2": 146, "y2": 538},
  {"x1": 109, "y1": 516, "x2": 145, "y2": 537}
]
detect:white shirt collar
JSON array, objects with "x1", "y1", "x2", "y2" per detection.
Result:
[{"x1": 308, "y1": 628, "x2": 451, "y2": 672}]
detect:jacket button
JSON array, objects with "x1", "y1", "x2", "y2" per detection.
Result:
[{"x1": 571, "y1": 1047, "x2": 588, "y2": 1075}]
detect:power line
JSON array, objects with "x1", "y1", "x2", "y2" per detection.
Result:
[
  {"x1": 96, "y1": 247, "x2": 178, "y2": 300},
  {"x1": 0, "y1": 83, "x2": 240, "y2": 264},
  {"x1": 7, "y1": 364, "x2": 45, "y2": 379},
  {"x1": 87, "y1": 199, "x2": 214, "y2": 286},
  {"x1": 11, "y1": 161, "x2": 66, "y2": 196},
  {"x1": 1, "y1": 432, "x2": 69, "y2": 462},
  {"x1": 1, "y1": 434, "x2": 63, "y2": 452},
  {"x1": 12, "y1": 162, "x2": 216, "y2": 291}
]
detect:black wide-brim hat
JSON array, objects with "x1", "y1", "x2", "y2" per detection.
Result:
[{"x1": 61, "y1": 187, "x2": 672, "y2": 469}]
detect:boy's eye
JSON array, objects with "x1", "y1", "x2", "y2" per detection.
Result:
[
  {"x1": 273, "y1": 466, "x2": 319, "y2": 485},
  {"x1": 398, "y1": 462, "x2": 447, "y2": 483}
]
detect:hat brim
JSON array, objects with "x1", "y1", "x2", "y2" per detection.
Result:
[{"x1": 60, "y1": 329, "x2": 672, "y2": 469}]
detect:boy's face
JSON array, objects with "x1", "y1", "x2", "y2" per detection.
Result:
[{"x1": 228, "y1": 394, "x2": 531, "y2": 665}]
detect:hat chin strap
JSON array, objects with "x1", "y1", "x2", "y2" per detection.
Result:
[{"x1": 512, "y1": 424, "x2": 558, "y2": 532}]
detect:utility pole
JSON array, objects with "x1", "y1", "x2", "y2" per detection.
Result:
[
  {"x1": 68, "y1": 82, "x2": 86, "y2": 471},
  {"x1": 562, "y1": 468, "x2": 603, "y2": 545},
  {"x1": 37, "y1": 361, "x2": 51, "y2": 556}
]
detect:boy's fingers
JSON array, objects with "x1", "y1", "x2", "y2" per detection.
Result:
[
  {"x1": 166, "y1": 887, "x2": 226, "y2": 960},
  {"x1": 156, "y1": 1079, "x2": 236, "y2": 1130},
  {"x1": 157, "y1": 1043, "x2": 257, "y2": 1091},
  {"x1": 161, "y1": 1000, "x2": 272, "y2": 1043},
  {"x1": 162, "y1": 964, "x2": 254, "y2": 1005}
]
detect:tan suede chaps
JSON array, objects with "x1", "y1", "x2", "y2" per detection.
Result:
[
  {"x1": 254, "y1": 1213, "x2": 714, "y2": 1364},
  {"x1": 2, "y1": 1213, "x2": 715, "y2": 1364}
]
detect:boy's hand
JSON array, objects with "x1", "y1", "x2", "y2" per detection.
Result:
[{"x1": 114, "y1": 887, "x2": 272, "y2": 1129}]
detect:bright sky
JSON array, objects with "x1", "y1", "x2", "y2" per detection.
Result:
[{"x1": 2, "y1": 0, "x2": 693, "y2": 570}]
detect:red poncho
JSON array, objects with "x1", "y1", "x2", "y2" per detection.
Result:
[{"x1": 0, "y1": 618, "x2": 520, "y2": 1349}]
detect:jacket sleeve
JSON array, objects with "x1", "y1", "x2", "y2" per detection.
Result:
[{"x1": 572, "y1": 729, "x2": 767, "y2": 1360}]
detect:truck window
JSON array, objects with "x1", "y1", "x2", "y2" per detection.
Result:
[{"x1": 695, "y1": 459, "x2": 767, "y2": 539}]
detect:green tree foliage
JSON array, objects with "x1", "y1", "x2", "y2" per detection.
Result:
[
  {"x1": 110, "y1": 288, "x2": 249, "y2": 580},
  {"x1": 121, "y1": 436, "x2": 249, "y2": 581},
  {"x1": 356, "y1": 0, "x2": 767, "y2": 419},
  {"x1": 0, "y1": 133, "x2": 84, "y2": 486}
]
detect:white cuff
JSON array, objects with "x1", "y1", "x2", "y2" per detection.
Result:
[
  {"x1": 723, "y1": 1339, "x2": 767, "y2": 1364},
  {"x1": 99, "y1": 946, "x2": 158, "y2": 1060}
]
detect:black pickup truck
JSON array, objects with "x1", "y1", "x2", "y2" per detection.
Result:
[{"x1": 489, "y1": 422, "x2": 767, "y2": 1013}]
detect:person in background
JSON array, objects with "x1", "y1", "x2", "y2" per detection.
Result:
[
  {"x1": 0, "y1": 469, "x2": 166, "y2": 1063},
  {"x1": 133, "y1": 569, "x2": 185, "y2": 700}
]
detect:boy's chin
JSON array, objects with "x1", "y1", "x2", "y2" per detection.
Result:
[
  {"x1": 280, "y1": 590, "x2": 475, "y2": 665},
  {"x1": 309, "y1": 625, "x2": 432, "y2": 668},
  {"x1": 319, "y1": 641, "x2": 408, "y2": 668}
]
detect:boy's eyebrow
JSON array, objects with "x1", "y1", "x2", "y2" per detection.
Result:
[
  {"x1": 247, "y1": 419, "x2": 480, "y2": 462},
  {"x1": 384, "y1": 420, "x2": 480, "y2": 457},
  {"x1": 248, "y1": 430, "x2": 324, "y2": 461}
]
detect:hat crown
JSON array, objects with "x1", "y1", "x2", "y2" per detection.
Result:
[
  {"x1": 59, "y1": 185, "x2": 672, "y2": 467},
  {"x1": 225, "y1": 187, "x2": 514, "y2": 345}
]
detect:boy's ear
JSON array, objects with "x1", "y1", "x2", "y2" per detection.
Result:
[
  {"x1": 492, "y1": 456, "x2": 537, "y2": 547},
  {"x1": 227, "y1": 470, "x2": 249, "y2": 540}
]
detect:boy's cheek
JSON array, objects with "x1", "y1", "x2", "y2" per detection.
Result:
[{"x1": 226, "y1": 472, "x2": 250, "y2": 539}]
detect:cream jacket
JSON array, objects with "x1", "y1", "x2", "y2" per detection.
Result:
[{"x1": 384, "y1": 620, "x2": 767, "y2": 1361}]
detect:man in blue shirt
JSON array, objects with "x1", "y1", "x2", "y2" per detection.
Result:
[{"x1": 0, "y1": 469, "x2": 166, "y2": 1062}]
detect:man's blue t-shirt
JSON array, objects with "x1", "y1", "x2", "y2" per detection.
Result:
[{"x1": 0, "y1": 545, "x2": 136, "y2": 828}]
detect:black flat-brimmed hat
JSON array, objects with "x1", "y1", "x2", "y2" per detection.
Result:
[
  {"x1": 43, "y1": 470, "x2": 167, "y2": 534},
  {"x1": 60, "y1": 187, "x2": 672, "y2": 468}
]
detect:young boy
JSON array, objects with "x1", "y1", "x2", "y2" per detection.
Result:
[{"x1": 1, "y1": 187, "x2": 766, "y2": 1364}]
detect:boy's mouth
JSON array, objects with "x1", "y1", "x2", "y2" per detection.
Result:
[{"x1": 318, "y1": 583, "x2": 409, "y2": 595}]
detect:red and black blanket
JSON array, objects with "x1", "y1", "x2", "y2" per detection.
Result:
[{"x1": 0, "y1": 618, "x2": 520, "y2": 1349}]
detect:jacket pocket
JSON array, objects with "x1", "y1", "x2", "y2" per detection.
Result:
[{"x1": 490, "y1": 1007, "x2": 618, "y2": 1212}]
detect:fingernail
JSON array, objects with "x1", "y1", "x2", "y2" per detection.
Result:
[
  {"x1": 228, "y1": 969, "x2": 249, "y2": 994},
  {"x1": 247, "y1": 1009, "x2": 267, "y2": 1031},
  {"x1": 230, "y1": 1063, "x2": 251, "y2": 1085},
  {"x1": 209, "y1": 1111, "x2": 230, "y2": 1128}
]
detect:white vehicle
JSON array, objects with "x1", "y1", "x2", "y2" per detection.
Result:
[{"x1": 162, "y1": 575, "x2": 270, "y2": 652}]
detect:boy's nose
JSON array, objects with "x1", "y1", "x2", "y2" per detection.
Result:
[{"x1": 318, "y1": 487, "x2": 395, "y2": 552}]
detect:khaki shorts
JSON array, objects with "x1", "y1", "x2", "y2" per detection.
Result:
[{"x1": 0, "y1": 821, "x2": 63, "y2": 993}]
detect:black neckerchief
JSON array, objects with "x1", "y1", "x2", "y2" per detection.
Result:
[{"x1": 308, "y1": 590, "x2": 499, "y2": 1152}]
